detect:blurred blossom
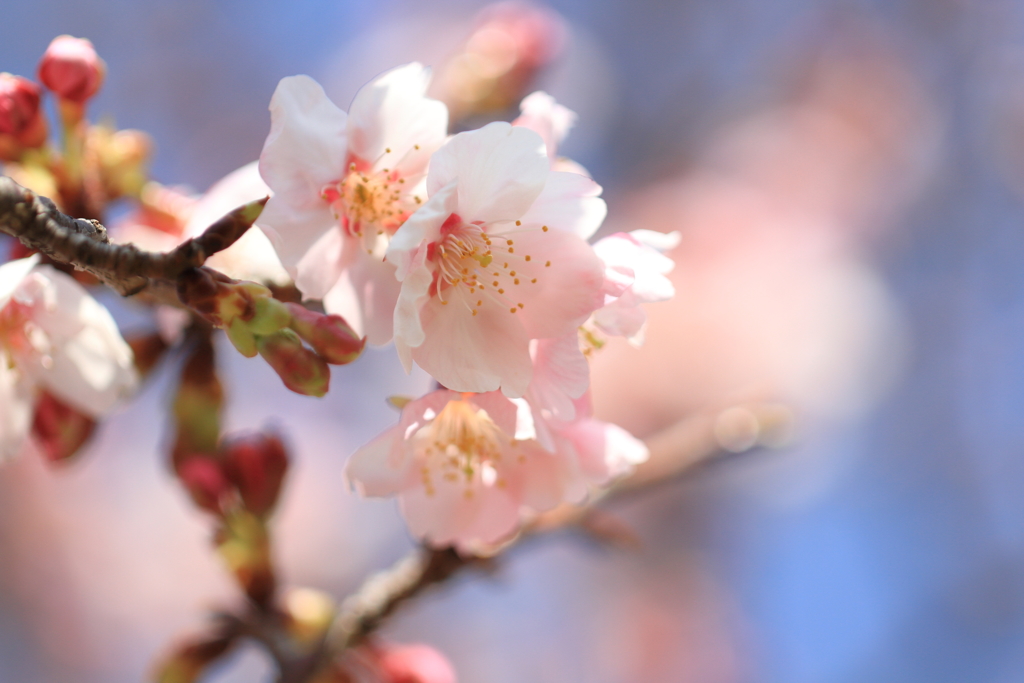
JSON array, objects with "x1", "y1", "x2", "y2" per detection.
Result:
[
  {"x1": 432, "y1": 2, "x2": 566, "y2": 121},
  {"x1": 591, "y1": 42, "x2": 937, "y2": 437},
  {"x1": 0, "y1": 256, "x2": 136, "y2": 460}
]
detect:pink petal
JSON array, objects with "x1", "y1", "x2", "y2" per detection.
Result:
[
  {"x1": 411, "y1": 289, "x2": 532, "y2": 397},
  {"x1": 513, "y1": 91, "x2": 576, "y2": 161},
  {"x1": 345, "y1": 425, "x2": 414, "y2": 496},
  {"x1": 427, "y1": 122, "x2": 549, "y2": 224},
  {"x1": 0, "y1": 362, "x2": 32, "y2": 461},
  {"x1": 515, "y1": 171, "x2": 607, "y2": 240},
  {"x1": 508, "y1": 229, "x2": 606, "y2": 340},
  {"x1": 347, "y1": 63, "x2": 448, "y2": 179},
  {"x1": 528, "y1": 332, "x2": 589, "y2": 420},
  {"x1": 0, "y1": 255, "x2": 39, "y2": 305},
  {"x1": 467, "y1": 391, "x2": 519, "y2": 435}
]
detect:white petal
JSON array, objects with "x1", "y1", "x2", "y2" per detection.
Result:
[
  {"x1": 347, "y1": 63, "x2": 448, "y2": 177},
  {"x1": 0, "y1": 255, "x2": 40, "y2": 306},
  {"x1": 516, "y1": 171, "x2": 607, "y2": 240},
  {"x1": 29, "y1": 268, "x2": 136, "y2": 416},
  {"x1": 257, "y1": 198, "x2": 337, "y2": 274},
  {"x1": 393, "y1": 264, "x2": 433, "y2": 358},
  {"x1": 294, "y1": 226, "x2": 348, "y2": 300},
  {"x1": 427, "y1": 122, "x2": 549, "y2": 224},
  {"x1": 513, "y1": 91, "x2": 577, "y2": 161}
]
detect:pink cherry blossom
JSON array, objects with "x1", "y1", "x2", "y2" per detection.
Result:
[
  {"x1": 346, "y1": 389, "x2": 578, "y2": 551},
  {"x1": 257, "y1": 64, "x2": 448, "y2": 345},
  {"x1": 588, "y1": 229, "x2": 679, "y2": 347},
  {"x1": 512, "y1": 91, "x2": 575, "y2": 162},
  {"x1": 386, "y1": 122, "x2": 606, "y2": 398},
  {"x1": 0, "y1": 256, "x2": 136, "y2": 459}
]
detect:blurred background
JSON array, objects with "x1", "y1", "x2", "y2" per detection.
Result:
[{"x1": 2, "y1": 0, "x2": 1024, "y2": 681}]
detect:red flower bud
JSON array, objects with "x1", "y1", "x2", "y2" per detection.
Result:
[
  {"x1": 177, "y1": 457, "x2": 231, "y2": 514},
  {"x1": 37, "y1": 35, "x2": 106, "y2": 103},
  {"x1": 257, "y1": 330, "x2": 330, "y2": 397},
  {"x1": 0, "y1": 73, "x2": 47, "y2": 155},
  {"x1": 221, "y1": 432, "x2": 289, "y2": 517},
  {"x1": 287, "y1": 303, "x2": 365, "y2": 365},
  {"x1": 375, "y1": 643, "x2": 457, "y2": 683}
]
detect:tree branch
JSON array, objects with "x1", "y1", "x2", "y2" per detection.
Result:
[{"x1": 0, "y1": 175, "x2": 267, "y2": 296}]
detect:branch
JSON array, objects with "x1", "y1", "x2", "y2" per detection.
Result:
[{"x1": 0, "y1": 175, "x2": 267, "y2": 296}]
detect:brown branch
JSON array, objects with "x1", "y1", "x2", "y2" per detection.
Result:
[{"x1": 0, "y1": 175, "x2": 267, "y2": 296}]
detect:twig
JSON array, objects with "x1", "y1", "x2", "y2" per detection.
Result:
[{"x1": 0, "y1": 175, "x2": 266, "y2": 296}]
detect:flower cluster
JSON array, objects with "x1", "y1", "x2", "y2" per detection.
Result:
[{"x1": 257, "y1": 64, "x2": 676, "y2": 551}]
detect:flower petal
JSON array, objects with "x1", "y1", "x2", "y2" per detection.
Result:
[
  {"x1": 427, "y1": 122, "x2": 549, "y2": 224},
  {"x1": 510, "y1": 229, "x2": 606, "y2": 340},
  {"x1": 29, "y1": 268, "x2": 136, "y2": 416},
  {"x1": 411, "y1": 288, "x2": 532, "y2": 397},
  {"x1": 528, "y1": 332, "x2": 589, "y2": 420},
  {"x1": 515, "y1": 171, "x2": 607, "y2": 240},
  {"x1": 345, "y1": 425, "x2": 414, "y2": 496},
  {"x1": 347, "y1": 63, "x2": 448, "y2": 178},
  {"x1": 512, "y1": 91, "x2": 576, "y2": 161},
  {"x1": 0, "y1": 361, "x2": 32, "y2": 461}
]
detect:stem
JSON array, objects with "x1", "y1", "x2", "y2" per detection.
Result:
[{"x1": 0, "y1": 175, "x2": 266, "y2": 297}]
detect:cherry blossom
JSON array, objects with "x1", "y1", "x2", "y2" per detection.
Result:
[
  {"x1": 346, "y1": 389, "x2": 578, "y2": 551},
  {"x1": 257, "y1": 64, "x2": 448, "y2": 345},
  {"x1": 386, "y1": 121, "x2": 606, "y2": 398},
  {"x1": 588, "y1": 229, "x2": 679, "y2": 347},
  {"x1": 0, "y1": 256, "x2": 136, "y2": 459}
]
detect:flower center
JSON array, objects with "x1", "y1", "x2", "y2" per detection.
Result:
[
  {"x1": 322, "y1": 155, "x2": 424, "y2": 253},
  {"x1": 416, "y1": 398, "x2": 506, "y2": 496},
  {"x1": 431, "y1": 216, "x2": 552, "y2": 317}
]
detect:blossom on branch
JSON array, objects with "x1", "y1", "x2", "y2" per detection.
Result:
[
  {"x1": 257, "y1": 64, "x2": 448, "y2": 345},
  {"x1": 0, "y1": 256, "x2": 136, "y2": 459},
  {"x1": 387, "y1": 122, "x2": 606, "y2": 397},
  {"x1": 346, "y1": 389, "x2": 579, "y2": 551}
]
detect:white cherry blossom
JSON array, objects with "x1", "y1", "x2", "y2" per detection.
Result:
[{"x1": 257, "y1": 64, "x2": 448, "y2": 345}]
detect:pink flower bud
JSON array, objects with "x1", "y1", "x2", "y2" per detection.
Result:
[
  {"x1": 376, "y1": 644, "x2": 457, "y2": 683},
  {"x1": 37, "y1": 35, "x2": 106, "y2": 103},
  {"x1": 177, "y1": 457, "x2": 231, "y2": 514},
  {"x1": 221, "y1": 432, "x2": 289, "y2": 517},
  {"x1": 256, "y1": 330, "x2": 330, "y2": 397},
  {"x1": 287, "y1": 303, "x2": 365, "y2": 365}
]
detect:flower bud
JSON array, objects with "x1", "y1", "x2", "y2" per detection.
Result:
[
  {"x1": 31, "y1": 390, "x2": 97, "y2": 463},
  {"x1": 375, "y1": 643, "x2": 457, "y2": 683},
  {"x1": 256, "y1": 330, "x2": 330, "y2": 397},
  {"x1": 177, "y1": 457, "x2": 231, "y2": 514},
  {"x1": 221, "y1": 432, "x2": 289, "y2": 517},
  {"x1": 217, "y1": 509, "x2": 275, "y2": 605},
  {"x1": 287, "y1": 303, "x2": 365, "y2": 365},
  {"x1": 37, "y1": 35, "x2": 106, "y2": 103},
  {"x1": 0, "y1": 73, "x2": 47, "y2": 159}
]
